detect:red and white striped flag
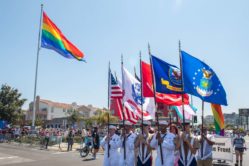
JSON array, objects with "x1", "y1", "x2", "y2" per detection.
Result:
[
  {"x1": 109, "y1": 71, "x2": 139, "y2": 124},
  {"x1": 122, "y1": 67, "x2": 155, "y2": 121}
]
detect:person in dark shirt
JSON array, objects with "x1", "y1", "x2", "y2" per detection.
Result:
[
  {"x1": 233, "y1": 131, "x2": 246, "y2": 166},
  {"x1": 67, "y1": 129, "x2": 74, "y2": 151},
  {"x1": 92, "y1": 127, "x2": 100, "y2": 160}
]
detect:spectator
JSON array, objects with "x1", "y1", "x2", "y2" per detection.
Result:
[
  {"x1": 92, "y1": 127, "x2": 100, "y2": 160},
  {"x1": 233, "y1": 131, "x2": 246, "y2": 166},
  {"x1": 45, "y1": 129, "x2": 50, "y2": 149},
  {"x1": 67, "y1": 129, "x2": 74, "y2": 151}
]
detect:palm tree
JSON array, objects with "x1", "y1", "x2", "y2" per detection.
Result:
[{"x1": 91, "y1": 109, "x2": 118, "y2": 127}]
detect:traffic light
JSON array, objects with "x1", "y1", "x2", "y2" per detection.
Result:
[{"x1": 193, "y1": 116, "x2": 198, "y2": 123}]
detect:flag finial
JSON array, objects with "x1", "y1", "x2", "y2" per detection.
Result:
[{"x1": 148, "y1": 43, "x2": 151, "y2": 55}]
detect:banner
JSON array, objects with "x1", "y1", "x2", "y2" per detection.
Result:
[{"x1": 212, "y1": 136, "x2": 233, "y2": 162}]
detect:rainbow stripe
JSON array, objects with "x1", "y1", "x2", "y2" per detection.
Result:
[
  {"x1": 211, "y1": 103, "x2": 225, "y2": 136},
  {"x1": 41, "y1": 12, "x2": 84, "y2": 61}
]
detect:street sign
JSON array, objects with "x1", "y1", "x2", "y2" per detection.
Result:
[{"x1": 239, "y1": 108, "x2": 249, "y2": 116}]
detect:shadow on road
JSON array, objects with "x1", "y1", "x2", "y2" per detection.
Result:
[{"x1": 82, "y1": 158, "x2": 94, "y2": 161}]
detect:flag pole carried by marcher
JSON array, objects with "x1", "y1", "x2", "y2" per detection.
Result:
[
  {"x1": 148, "y1": 43, "x2": 164, "y2": 165},
  {"x1": 107, "y1": 61, "x2": 111, "y2": 158},
  {"x1": 179, "y1": 40, "x2": 186, "y2": 131},
  {"x1": 121, "y1": 54, "x2": 126, "y2": 161}
]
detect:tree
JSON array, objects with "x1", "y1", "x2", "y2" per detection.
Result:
[
  {"x1": 12, "y1": 110, "x2": 26, "y2": 126},
  {"x1": 91, "y1": 109, "x2": 118, "y2": 127},
  {"x1": 225, "y1": 124, "x2": 235, "y2": 130},
  {"x1": 67, "y1": 109, "x2": 83, "y2": 126},
  {"x1": 208, "y1": 124, "x2": 215, "y2": 131},
  {"x1": 26, "y1": 118, "x2": 45, "y2": 127},
  {"x1": 84, "y1": 118, "x2": 94, "y2": 129},
  {"x1": 0, "y1": 84, "x2": 26, "y2": 123}
]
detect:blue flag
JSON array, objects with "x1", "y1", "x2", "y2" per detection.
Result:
[
  {"x1": 181, "y1": 51, "x2": 227, "y2": 106},
  {"x1": 151, "y1": 55, "x2": 182, "y2": 94}
]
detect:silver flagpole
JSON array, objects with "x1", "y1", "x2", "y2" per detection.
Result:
[
  {"x1": 32, "y1": 4, "x2": 43, "y2": 130},
  {"x1": 148, "y1": 44, "x2": 163, "y2": 165},
  {"x1": 107, "y1": 61, "x2": 110, "y2": 158},
  {"x1": 121, "y1": 54, "x2": 126, "y2": 161},
  {"x1": 179, "y1": 41, "x2": 186, "y2": 131}
]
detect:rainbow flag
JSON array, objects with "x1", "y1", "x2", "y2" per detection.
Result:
[
  {"x1": 41, "y1": 12, "x2": 84, "y2": 61},
  {"x1": 211, "y1": 103, "x2": 225, "y2": 136}
]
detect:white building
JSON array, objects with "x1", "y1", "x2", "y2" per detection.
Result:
[
  {"x1": 26, "y1": 96, "x2": 100, "y2": 121},
  {"x1": 26, "y1": 96, "x2": 73, "y2": 121}
]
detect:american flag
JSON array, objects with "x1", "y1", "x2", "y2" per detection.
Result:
[{"x1": 110, "y1": 72, "x2": 138, "y2": 124}]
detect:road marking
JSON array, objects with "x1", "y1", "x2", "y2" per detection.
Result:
[
  {"x1": 52, "y1": 151, "x2": 76, "y2": 154},
  {"x1": 0, "y1": 155, "x2": 34, "y2": 166},
  {"x1": 0, "y1": 156, "x2": 18, "y2": 160},
  {"x1": 52, "y1": 152, "x2": 65, "y2": 155}
]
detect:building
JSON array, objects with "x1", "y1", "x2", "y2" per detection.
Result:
[
  {"x1": 223, "y1": 112, "x2": 239, "y2": 126},
  {"x1": 26, "y1": 96, "x2": 101, "y2": 125},
  {"x1": 26, "y1": 96, "x2": 74, "y2": 121},
  {"x1": 204, "y1": 112, "x2": 246, "y2": 128},
  {"x1": 78, "y1": 104, "x2": 99, "y2": 118},
  {"x1": 204, "y1": 115, "x2": 214, "y2": 125}
]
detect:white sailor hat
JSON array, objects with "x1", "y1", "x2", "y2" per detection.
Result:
[
  {"x1": 109, "y1": 125, "x2": 117, "y2": 130},
  {"x1": 124, "y1": 121, "x2": 133, "y2": 126},
  {"x1": 158, "y1": 120, "x2": 168, "y2": 125},
  {"x1": 142, "y1": 121, "x2": 151, "y2": 126}
]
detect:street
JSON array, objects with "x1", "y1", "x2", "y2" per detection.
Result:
[
  {"x1": 0, "y1": 143, "x2": 103, "y2": 166},
  {"x1": 0, "y1": 139, "x2": 249, "y2": 166}
]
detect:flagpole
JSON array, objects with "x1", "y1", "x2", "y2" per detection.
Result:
[
  {"x1": 108, "y1": 61, "x2": 111, "y2": 111},
  {"x1": 121, "y1": 54, "x2": 126, "y2": 161},
  {"x1": 179, "y1": 40, "x2": 186, "y2": 131},
  {"x1": 139, "y1": 51, "x2": 144, "y2": 135},
  {"x1": 148, "y1": 43, "x2": 163, "y2": 165},
  {"x1": 32, "y1": 4, "x2": 43, "y2": 130},
  {"x1": 201, "y1": 100, "x2": 204, "y2": 158},
  {"x1": 107, "y1": 61, "x2": 110, "y2": 158},
  {"x1": 191, "y1": 95, "x2": 194, "y2": 127},
  {"x1": 134, "y1": 66, "x2": 136, "y2": 78}
]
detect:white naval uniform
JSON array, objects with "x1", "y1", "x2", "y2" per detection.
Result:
[
  {"x1": 100, "y1": 133, "x2": 122, "y2": 166},
  {"x1": 196, "y1": 134, "x2": 215, "y2": 160},
  {"x1": 150, "y1": 132, "x2": 175, "y2": 166},
  {"x1": 119, "y1": 132, "x2": 137, "y2": 166}
]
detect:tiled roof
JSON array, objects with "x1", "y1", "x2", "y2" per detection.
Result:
[{"x1": 40, "y1": 99, "x2": 73, "y2": 109}]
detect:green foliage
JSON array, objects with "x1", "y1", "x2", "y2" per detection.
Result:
[
  {"x1": 225, "y1": 124, "x2": 235, "y2": 130},
  {"x1": 208, "y1": 124, "x2": 215, "y2": 131},
  {"x1": 91, "y1": 109, "x2": 118, "y2": 127},
  {"x1": 238, "y1": 128, "x2": 244, "y2": 132},
  {"x1": 0, "y1": 84, "x2": 26, "y2": 123},
  {"x1": 25, "y1": 118, "x2": 45, "y2": 127},
  {"x1": 67, "y1": 109, "x2": 83, "y2": 125},
  {"x1": 12, "y1": 110, "x2": 26, "y2": 126},
  {"x1": 84, "y1": 118, "x2": 93, "y2": 128}
]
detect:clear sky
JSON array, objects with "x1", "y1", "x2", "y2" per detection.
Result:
[{"x1": 0, "y1": 0, "x2": 249, "y2": 120}]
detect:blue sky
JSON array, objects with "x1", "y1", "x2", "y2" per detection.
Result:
[{"x1": 0, "y1": 0, "x2": 249, "y2": 119}]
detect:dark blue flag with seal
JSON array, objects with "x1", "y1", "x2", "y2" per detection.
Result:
[
  {"x1": 181, "y1": 51, "x2": 227, "y2": 106},
  {"x1": 151, "y1": 55, "x2": 182, "y2": 94}
]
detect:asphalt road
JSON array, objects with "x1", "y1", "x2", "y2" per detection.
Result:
[
  {"x1": 0, "y1": 139, "x2": 249, "y2": 166},
  {"x1": 0, "y1": 143, "x2": 103, "y2": 166}
]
